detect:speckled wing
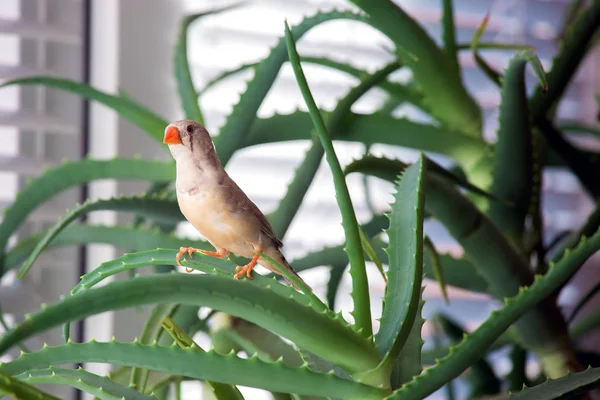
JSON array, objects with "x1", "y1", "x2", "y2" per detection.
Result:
[{"x1": 219, "y1": 175, "x2": 284, "y2": 249}]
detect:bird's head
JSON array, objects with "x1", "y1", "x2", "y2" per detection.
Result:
[{"x1": 163, "y1": 120, "x2": 221, "y2": 168}]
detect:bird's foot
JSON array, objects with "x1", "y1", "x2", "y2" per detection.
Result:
[
  {"x1": 176, "y1": 247, "x2": 200, "y2": 272},
  {"x1": 233, "y1": 253, "x2": 260, "y2": 280}
]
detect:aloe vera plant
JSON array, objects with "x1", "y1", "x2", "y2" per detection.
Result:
[{"x1": 1, "y1": 1, "x2": 600, "y2": 399}]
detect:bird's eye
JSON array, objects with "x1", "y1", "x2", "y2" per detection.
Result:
[{"x1": 186, "y1": 125, "x2": 193, "y2": 134}]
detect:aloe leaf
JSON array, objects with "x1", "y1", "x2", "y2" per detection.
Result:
[
  {"x1": 557, "y1": 0, "x2": 587, "y2": 43},
  {"x1": 0, "y1": 77, "x2": 168, "y2": 143},
  {"x1": 530, "y1": 0, "x2": 600, "y2": 123},
  {"x1": 347, "y1": 0, "x2": 481, "y2": 136},
  {"x1": 456, "y1": 42, "x2": 533, "y2": 51},
  {"x1": 17, "y1": 194, "x2": 182, "y2": 279},
  {"x1": 129, "y1": 304, "x2": 178, "y2": 392},
  {"x1": 174, "y1": 4, "x2": 241, "y2": 124},
  {"x1": 372, "y1": 156, "x2": 425, "y2": 377},
  {"x1": 471, "y1": 14, "x2": 502, "y2": 87},
  {"x1": 389, "y1": 228, "x2": 600, "y2": 399},
  {"x1": 508, "y1": 345, "x2": 527, "y2": 392},
  {"x1": 132, "y1": 182, "x2": 173, "y2": 227},
  {"x1": 293, "y1": 236, "x2": 489, "y2": 295},
  {"x1": 0, "y1": 273, "x2": 381, "y2": 374},
  {"x1": 246, "y1": 111, "x2": 488, "y2": 169},
  {"x1": 161, "y1": 317, "x2": 244, "y2": 400},
  {"x1": 488, "y1": 51, "x2": 547, "y2": 248},
  {"x1": 568, "y1": 281, "x2": 600, "y2": 324},
  {"x1": 200, "y1": 56, "x2": 424, "y2": 110},
  {"x1": 326, "y1": 265, "x2": 347, "y2": 311},
  {"x1": 558, "y1": 122, "x2": 600, "y2": 138},
  {"x1": 0, "y1": 341, "x2": 387, "y2": 399},
  {"x1": 344, "y1": 155, "x2": 502, "y2": 203},
  {"x1": 435, "y1": 315, "x2": 501, "y2": 397},
  {"x1": 537, "y1": 119, "x2": 600, "y2": 198},
  {"x1": 269, "y1": 61, "x2": 401, "y2": 238},
  {"x1": 390, "y1": 295, "x2": 425, "y2": 389},
  {"x1": 214, "y1": 10, "x2": 373, "y2": 165},
  {"x1": 424, "y1": 237, "x2": 448, "y2": 303},
  {"x1": 0, "y1": 158, "x2": 174, "y2": 264},
  {"x1": 14, "y1": 367, "x2": 157, "y2": 400},
  {"x1": 570, "y1": 307, "x2": 600, "y2": 341},
  {"x1": 285, "y1": 22, "x2": 373, "y2": 340},
  {"x1": 0, "y1": 302, "x2": 29, "y2": 354},
  {"x1": 441, "y1": 0, "x2": 460, "y2": 76},
  {"x1": 345, "y1": 155, "x2": 580, "y2": 378},
  {"x1": 5, "y1": 224, "x2": 201, "y2": 272},
  {"x1": 211, "y1": 329, "x2": 297, "y2": 400},
  {"x1": 508, "y1": 366, "x2": 600, "y2": 399},
  {"x1": 69, "y1": 249, "x2": 315, "y2": 310},
  {"x1": 359, "y1": 227, "x2": 386, "y2": 283},
  {"x1": 0, "y1": 371, "x2": 61, "y2": 400}
]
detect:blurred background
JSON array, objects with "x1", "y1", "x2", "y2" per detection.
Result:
[{"x1": 0, "y1": 0, "x2": 598, "y2": 399}]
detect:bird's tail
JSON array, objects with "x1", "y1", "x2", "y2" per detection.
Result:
[{"x1": 262, "y1": 249, "x2": 312, "y2": 292}]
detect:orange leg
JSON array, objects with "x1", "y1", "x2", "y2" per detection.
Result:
[
  {"x1": 176, "y1": 247, "x2": 229, "y2": 273},
  {"x1": 234, "y1": 252, "x2": 261, "y2": 280}
]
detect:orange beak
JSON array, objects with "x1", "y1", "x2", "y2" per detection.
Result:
[{"x1": 163, "y1": 125, "x2": 182, "y2": 145}]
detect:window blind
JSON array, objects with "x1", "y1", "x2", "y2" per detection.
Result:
[{"x1": 0, "y1": 3, "x2": 85, "y2": 399}]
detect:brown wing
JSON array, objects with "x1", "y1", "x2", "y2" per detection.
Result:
[{"x1": 220, "y1": 175, "x2": 283, "y2": 248}]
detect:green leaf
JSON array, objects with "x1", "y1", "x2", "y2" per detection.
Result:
[
  {"x1": 509, "y1": 366, "x2": 600, "y2": 399},
  {"x1": 285, "y1": 21, "x2": 372, "y2": 340},
  {"x1": 424, "y1": 237, "x2": 448, "y2": 303},
  {"x1": 293, "y1": 235, "x2": 489, "y2": 296},
  {"x1": 471, "y1": 14, "x2": 502, "y2": 87},
  {"x1": 246, "y1": 111, "x2": 488, "y2": 169},
  {"x1": 0, "y1": 77, "x2": 168, "y2": 143},
  {"x1": 537, "y1": 119, "x2": 600, "y2": 199},
  {"x1": 129, "y1": 304, "x2": 178, "y2": 392},
  {"x1": 0, "y1": 371, "x2": 61, "y2": 400},
  {"x1": 441, "y1": 0, "x2": 460, "y2": 76},
  {"x1": 558, "y1": 121, "x2": 600, "y2": 138},
  {"x1": 488, "y1": 51, "x2": 547, "y2": 247},
  {"x1": 17, "y1": 194, "x2": 182, "y2": 279},
  {"x1": 508, "y1": 345, "x2": 528, "y2": 393},
  {"x1": 268, "y1": 60, "x2": 401, "y2": 238},
  {"x1": 326, "y1": 265, "x2": 347, "y2": 311},
  {"x1": 435, "y1": 315, "x2": 501, "y2": 397},
  {"x1": 200, "y1": 56, "x2": 424, "y2": 110},
  {"x1": 570, "y1": 308, "x2": 600, "y2": 342},
  {"x1": 344, "y1": 155, "x2": 502, "y2": 204},
  {"x1": 0, "y1": 158, "x2": 174, "y2": 265},
  {"x1": 345, "y1": 155, "x2": 578, "y2": 378},
  {"x1": 0, "y1": 341, "x2": 388, "y2": 400},
  {"x1": 359, "y1": 227, "x2": 387, "y2": 284},
  {"x1": 530, "y1": 0, "x2": 600, "y2": 123},
  {"x1": 347, "y1": 0, "x2": 482, "y2": 136},
  {"x1": 390, "y1": 295, "x2": 425, "y2": 389},
  {"x1": 174, "y1": 4, "x2": 241, "y2": 124},
  {"x1": 5, "y1": 224, "x2": 201, "y2": 273},
  {"x1": 69, "y1": 249, "x2": 316, "y2": 312},
  {"x1": 14, "y1": 367, "x2": 157, "y2": 400},
  {"x1": 425, "y1": 252, "x2": 488, "y2": 295},
  {"x1": 0, "y1": 274, "x2": 381, "y2": 374},
  {"x1": 373, "y1": 156, "x2": 425, "y2": 374},
  {"x1": 214, "y1": 10, "x2": 374, "y2": 165},
  {"x1": 161, "y1": 317, "x2": 244, "y2": 400},
  {"x1": 389, "y1": 227, "x2": 600, "y2": 399},
  {"x1": 456, "y1": 42, "x2": 533, "y2": 51}
]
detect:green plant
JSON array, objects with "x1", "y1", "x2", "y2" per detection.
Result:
[{"x1": 1, "y1": 1, "x2": 600, "y2": 399}]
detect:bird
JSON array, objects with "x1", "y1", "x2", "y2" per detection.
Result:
[{"x1": 163, "y1": 119, "x2": 310, "y2": 290}]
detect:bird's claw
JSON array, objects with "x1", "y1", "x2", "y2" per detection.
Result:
[
  {"x1": 234, "y1": 264, "x2": 254, "y2": 280},
  {"x1": 176, "y1": 247, "x2": 198, "y2": 273}
]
